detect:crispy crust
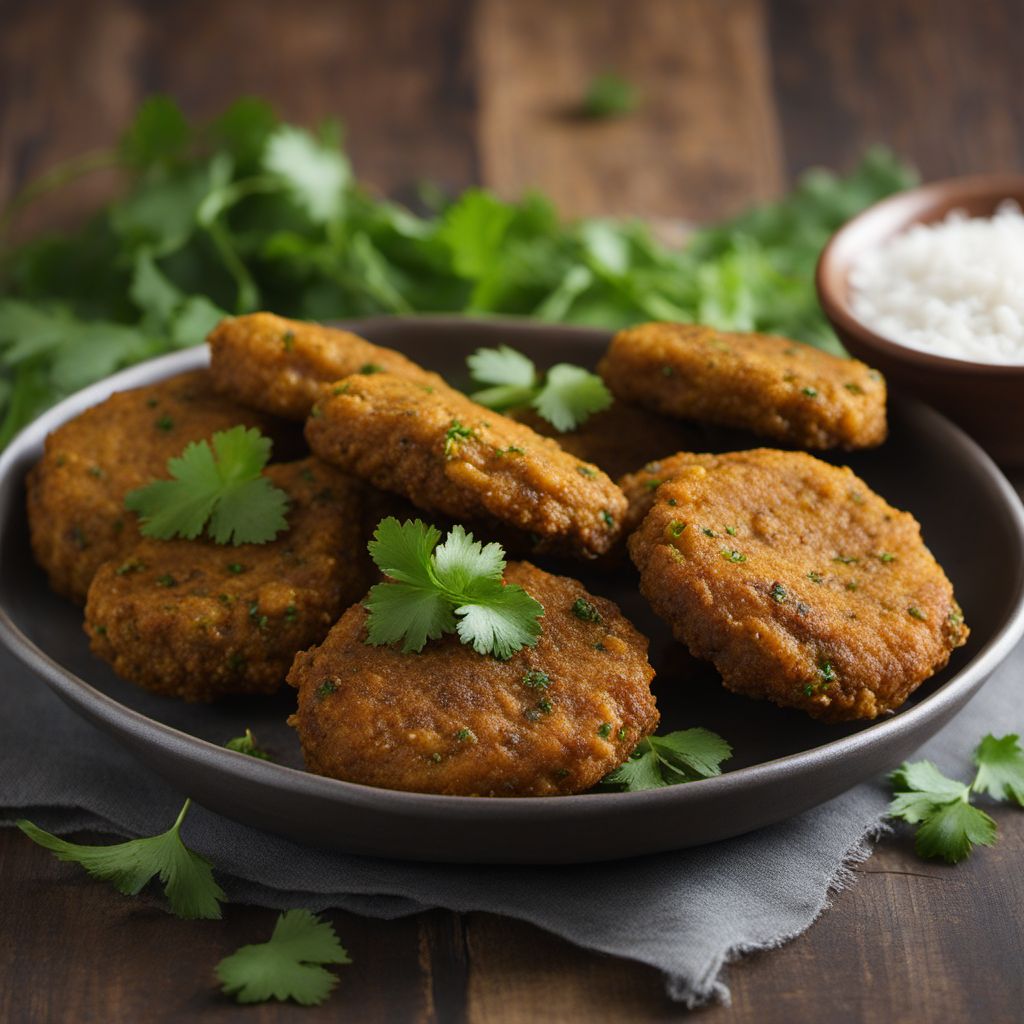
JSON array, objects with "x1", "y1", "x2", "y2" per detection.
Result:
[
  {"x1": 628, "y1": 449, "x2": 967, "y2": 721},
  {"x1": 83, "y1": 460, "x2": 370, "y2": 701},
  {"x1": 304, "y1": 374, "x2": 627, "y2": 558},
  {"x1": 287, "y1": 561, "x2": 659, "y2": 796},
  {"x1": 598, "y1": 322, "x2": 887, "y2": 450},
  {"x1": 26, "y1": 370, "x2": 276, "y2": 603},
  {"x1": 208, "y1": 312, "x2": 446, "y2": 419}
]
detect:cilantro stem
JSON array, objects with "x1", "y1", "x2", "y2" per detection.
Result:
[{"x1": 204, "y1": 218, "x2": 259, "y2": 312}]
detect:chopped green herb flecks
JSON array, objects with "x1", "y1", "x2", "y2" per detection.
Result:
[
  {"x1": 429, "y1": 752, "x2": 442, "y2": 763},
  {"x1": 644, "y1": 478, "x2": 663, "y2": 491},
  {"x1": 668, "y1": 520, "x2": 687, "y2": 538},
  {"x1": 796, "y1": 602, "x2": 810, "y2": 616},
  {"x1": 155, "y1": 414, "x2": 174, "y2": 431},
  {"x1": 496, "y1": 445, "x2": 526, "y2": 456},
  {"x1": 577, "y1": 464, "x2": 597, "y2": 478},
  {"x1": 537, "y1": 698, "x2": 553, "y2": 715},
  {"x1": 845, "y1": 580, "x2": 859, "y2": 591},
  {"x1": 331, "y1": 383, "x2": 349, "y2": 396},
  {"x1": 593, "y1": 641, "x2": 607, "y2": 651},
  {"x1": 284, "y1": 604, "x2": 298, "y2": 624},
  {"x1": 908, "y1": 606, "x2": 927, "y2": 621},
  {"x1": 844, "y1": 382, "x2": 864, "y2": 394},
  {"x1": 725, "y1": 525, "x2": 738, "y2": 536},
  {"x1": 850, "y1": 491, "x2": 865, "y2": 505},
  {"x1": 661, "y1": 365, "x2": 674, "y2": 377},
  {"x1": 600, "y1": 509, "x2": 615, "y2": 527},
  {"x1": 572, "y1": 598, "x2": 602, "y2": 623},
  {"x1": 227, "y1": 562, "x2": 246, "y2": 574},
  {"x1": 88, "y1": 465, "x2": 105, "y2": 479},
  {"x1": 807, "y1": 571, "x2": 824, "y2": 584},
  {"x1": 155, "y1": 573, "x2": 177, "y2": 587},
  {"x1": 802, "y1": 387, "x2": 818, "y2": 398},
  {"x1": 315, "y1": 680, "x2": 337, "y2": 699},
  {"x1": 116, "y1": 559, "x2": 146, "y2": 576},
  {"x1": 877, "y1": 552, "x2": 896, "y2": 563},
  {"x1": 455, "y1": 727, "x2": 477, "y2": 743},
  {"x1": 597, "y1": 722, "x2": 612, "y2": 739},
  {"x1": 667, "y1": 497, "x2": 678, "y2": 506},
  {"x1": 248, "y1": 602, "x2": 268, "y2": 631},
  {"x1": 721, "y1": 549, "x2": 746, "y2": 563},
  {"x1": 522, "y1": 669, "x2": 551, "y2": 690},
  {"x1": 444, "y1": 420, "x2": 474, "y2": 456},
  {"x1": 282, "y1": 330, "x2": 295, "y2": 351},
  {"x1": 833, "y1": 554, "x2": 859, "y2": 565},
  {"x1": 702, "y1": 527, "x2": 716, "y2": 537},
  {"x1": 770, "y1": 582, "x2": 787, "y2": 603},
  {"x1": 617, "y1": 727, "x2": 628, "y2": 741},
  {"x1": 359, "y1": 363, "x2": 383, "y2": 375},
  {"x1": 819, "y1": 660, "x2": 836, "y2": 684}
]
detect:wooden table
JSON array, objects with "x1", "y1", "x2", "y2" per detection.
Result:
[{"x1": 2, "y1": 1, "x2": 1022, "y2": 1020}]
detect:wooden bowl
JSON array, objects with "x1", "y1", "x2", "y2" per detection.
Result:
[{"x1": 816, "y1": 175, "x2": 1024, "y2": 465}]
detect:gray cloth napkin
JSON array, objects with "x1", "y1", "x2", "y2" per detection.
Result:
[{"x1": 1, "y1": 637, "x2": 1020, "y2": 1006}]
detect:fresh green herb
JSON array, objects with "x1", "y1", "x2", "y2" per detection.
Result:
[
  {"x1": 877, "y1": 551, "x2": 896, "y2": 563},
  {"x1": 603, "y1": 729, "x2": 732, "y2": 791},
  {"x1": 359, "y1": 362, "x2": 383, "y2": 374},
  {"x1": 819, "y1": 660, "x2": 836, "y2": 684},
  {"x1": 807, "y1": 571, "x2": 824, "y2": 584},
  {"x1": 87, "y1": 465, "x2": 105, "y2": 478},
  {"x1": 571, "y1": 597, "x2": 602, "y2": 623},
  {"x1": 522, "y1": 669, "x2": 551, "y2": 690},
  {"x1": 155, "y1": 573, "x2": 177, "y2": 587},
  {"x1": 644, "y1": 478, "x2": 663, "y2": 491},
  {"x1": 315, "y1": 680, "x2": 336, "y2": 700},
  {"x1": 536, "y1": 697, "x2": 553, "y2": 715},
  {"x1": 17, "y1": 800, "x2": 224, "y2": 919},
  {"x1": 668, "y1": 520, "x2": 686, "y2": 537},
  {"x1": 581, "y1": 72, "x2": 640, "y2": 119},
  {"x1": 155, "y1": 414, "x2": 175, "y2": 432},
  {"x1": 702, "y1": 527, "x2": 716, "y2": 537},
  {"x1": 430, "y1": 752, "x2": 443, "y2": 763},
  {"x1": 801, "y1": 387, "x2": 818, "y2": 398},
  {"x1": 496, "y1": 445, "x2": 526, "y2": 456},
  {"x1": 124, "y1": 426, "x2": 289, "y2": 545},
  {"x1": 248, "y1": 602, "x2": 268, "y2": 631},
  {"x1": 455, "y1": 727, "x2": 477, "y2": 743},
  {"x1": 770, "y1": 582, "x2": 787, "y2": 603},
  {"x1": 600, "y1": 509, "x2": 615, "y2": 527},
  {"x1": 226, "y1": 728, "x2": 270, "y2": 760},
  {"x1": 576, "y1": 464, "x2": 597, "y2": 478},
  {"x1": 467, "y1": 346, "x2": 612, "y2": 432},
  {"x1": 844, "y1": 382, "x2": 864, "y2": 394},
  {"x1": 833, "y1": 554, "x2": 858, "y2": 565},
  {"x1": 617, "y1": 727, "x2": 628, "y2": 741},
  {"x1": 227, "y1": 562, "x2": 246, "y2": 574},
  {"x1": 364, "y1": 518, "x2": 543, "y2": 657},
  {"x1": 216, "y1": 910, "x2": 351, "y2": 1006},
  {"x1": 282, "y1": 330, "x2": 295, "y2": 350},
  {"x1": 972, "y1": 734, "x2": 1024, "y2": 805},
  {"x1": 721, "y1": 549, "x2": 746, "y2": 563},
  {"x1": 725, "y1": 525, "x2": 737, "y2": 536},
  {"x1": 444, "y1": 420, "x2": 475, "y2": 456},
  {"x1": 284, "y1": 603, "x2": 298, "y2": 624},
  {"x1": 908, "y1": 606, "x2": 927, "y2": 621},
  {"x1": 597, "y1": 722, "x2": 613, "y2": 738}
]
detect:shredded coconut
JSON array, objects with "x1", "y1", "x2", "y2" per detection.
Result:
[{"x1": 849, "y1": 201, "x2": 1024, "y2": 365}]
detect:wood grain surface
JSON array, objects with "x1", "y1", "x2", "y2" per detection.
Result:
[{"x1": 1, "y1": 0, "x2": 1023, "y2": 1020}]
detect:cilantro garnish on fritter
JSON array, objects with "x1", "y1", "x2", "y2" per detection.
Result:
[
  {"x1": 467, "y1": 345, "x2": 612, "y2": 432},
  {"x1": 602, "y1": 728, "x2": 733, "y2": 791},
  {"x1": 216, "y1": 910, "x2": 352, "y2": 1006},
  {"x1": 364, "y1": 517, "x2": 543, "y2": 658},
  {"x1": 124, "y1": 425, "x2": 289, "y2": 545}
]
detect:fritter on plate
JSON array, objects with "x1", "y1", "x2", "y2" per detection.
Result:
[
  {"x1": 304, "y1": 373, "x2": 627, "y2": 558},
  {"x1": 208, "y1": 311, "x2": 447, "y2": 419},
  {"x1": 288, "y1": 561, "x2": 659, "y2": 796},
  {"x1": 84, "y1": 459, "x2": 369, "y2": 701},
  {"x1": 598, "y1": 322, "x2": 887, "y2": 450},
  {"x1": 628, "y1": 449, "x2": 967, "y2": 721},
  {"x1": 27, "y1": 370, "x2": 276, "y2": 603}
]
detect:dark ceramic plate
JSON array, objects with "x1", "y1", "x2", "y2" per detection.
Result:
[{"x1": 2, "y1": 318, "x2": 1023, "y2": 864}]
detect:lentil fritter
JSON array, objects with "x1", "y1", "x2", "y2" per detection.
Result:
[
  {"x1": 84, "y1": 459, "x2": 370, "y2": 701},
  {"x1": 598, "y1": 322, "x2": 887, "y2": 450},
  {"x1": 304, "y1": 373, "x2": 627, "y2": 558},
  {"x1": 628, "y1": 449, "x2": 967, "y2": 721},
  {"x1": 287, "y1": 561, "x2": 659, "y2": 796}
]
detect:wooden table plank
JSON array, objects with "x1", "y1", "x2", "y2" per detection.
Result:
[{"x1": 475, "y1": 0, "x2": 784, "y2": 221}]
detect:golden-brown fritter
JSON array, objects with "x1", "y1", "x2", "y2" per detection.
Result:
[
  {"x1": 511, "y1": 399, "x2": 708, "y2": 480},
  {"x1": 598, "y1": 322, "x2": 887, "y2": 450},
  {"x1": 208, "y1": 312, "x2": 447, "y2": 419},
  {"x1": 287, "y1": 561, "x2": 659, "y2": 796},
  {"x1": 27, "y1": 371, "x2": 276, "y2": 603},
  {"x1": 618, "y1": 451, "x2": 721, "y2": 537},
  {"x1": 304, "y1": 374, "x2": 627, "y2": 558},
  {"x1": 84, "y1": 459, "x2": 370, "y2": 702},
  {"x1": 628, "y1": 449, "x2": 968, "y2": 722}
]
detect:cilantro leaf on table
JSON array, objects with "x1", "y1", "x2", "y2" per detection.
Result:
[
  {"x1": 603, "y1": 728, "x2": 733, "y2": 791},
  {"x1": 888, "y1": 759, "x2": 997, "y2": 864},
  {"x1": 124, "y1": 425, "x2": 289, "y2": 545},
  {"x1": 467, "y1": 345, "x2": 612, "y2": 431},
  {"x1": 226, "y1": 728, "x2": 271, "y2": 760},
  {"x1": 581, "y1": 73, "x2": 640, "y2": 119},
  {"x1": 216, "y1": 910, "x2": 351, "y2": 1006},
  {"x1": 365, "y1": 518, "x2": 543, "y2": 658},
  {"x1": 16, "y1": 799, "x2": 224, "y2": 919},
  {"x1": 972, "y1": 733, "x2": 1024, "y2": 806}
]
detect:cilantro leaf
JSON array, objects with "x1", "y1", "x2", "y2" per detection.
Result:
[
  {"x1": 532, "y1": 362, "x2": 613, "y2": 432},
  {"x1": 226, "y1": 728, "x2": 271, "y2": 760},
  {"x1": 364, "y1": 518, "x2": 543, "y2": 657},
  {"x1": 888, "y1": 759, "x2": 998, "y2": 864},
  {"x1": 603, "y1": 728, "x2": 732, "y2": 791},
  {"x1": 17, "y1": 799, "x2": 224, "y2": 919},
  {"x1": 263, "y1": 125, "x2": 351, "y2": 224},
  {"x1": 216, "y1": 910, "x2": 351, "y2": 1006},
  {"x1": 124, "y1": 426, "x2": 289, "y2": 545},
  {"x1": 972, "y1": 733, "x2": 1024, "y2": 806},
  {"x1": 581, "y1": 73, "x2": 640, "y2": 119},
  {"x1": 467, "y1": 346, "x2": 611, "y2": 431}
]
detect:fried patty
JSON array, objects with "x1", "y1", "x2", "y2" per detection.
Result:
[
  {"x1": 287, "y1": 561, "x2": 659, "y2": 796},
  {"x1": 208, "y1": 312, "x2": 447, "y2": 419},
  {"x1": 84, "y1": 459, "x2": 370, "y2": 702},
  {"x1": 511, "y1": 399, "x2": 708, "y2": 480},
  {"x1": 304, "y1": 374, "x2": 627, "y2": 558},
  {"x1": 27, "y1": 370, "x2": 276, "y2": 603},
  {"x1": 628, "y1": 449, "x2": 967, "y2": 721},
  {"x1": 619, "y1": 451, "x2": 722, "y2": 536},
  {"x1": 598, "y1": 322, "x2": 887, "y2": 450}
]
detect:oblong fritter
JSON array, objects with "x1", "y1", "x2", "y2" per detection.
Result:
[
  {"x1": 628, "y1": 449, "x2": 967, "y2": 722},
  {"x1": 84, "y1": 459, "x2": 370, "y2": 702},
  {"x1": 287, "y1": 561, "x2": 659, "y2": 796},
  {"x1": 598, "y1": 322, "x2": 887, "y2": 450},
  {"x1": 304, "y1": 374, "x2": 627, "y2": 558},
  {"x1": 27, "y1": 370, "x2": 277, "y2": 603},
  {"x1": 208, "y1": 312, "x2": 447, "y2": 419}
]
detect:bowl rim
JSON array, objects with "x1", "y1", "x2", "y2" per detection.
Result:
[
  {"x1": 2, "y1": 325, "x2": 1024, "y2": 825},
  {"x1": 816, "y1": 173, "x2": 1024, "y2": 377}
]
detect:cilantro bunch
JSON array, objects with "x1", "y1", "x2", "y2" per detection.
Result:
[
  {"x1": 0, "y1": 94, "x2": 915, "y2": 445},
  {"x1": 365, "y1": 518, "x2": 544, "y2": 658}
]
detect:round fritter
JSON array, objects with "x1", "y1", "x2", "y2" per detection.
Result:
[
  {"x1": 598, "y1": 322, "x2": 887, "y2": 450},
  {"x1": 287, "y1": 561, "x2": 659, "y2": 796},
  {"x1": 511, "y1": 399, "x2": 708, "y2": 480},
  {"x1": 618, "y1": 451, "x2": 721, "y2": 537},
  {"x1": 628, "y1": 449, "x2": 968, "y2": 722},
  {"x1": 27, "y1": 370, "x2": 277, "y2": 603},
  {"x1": 208, "y1": 312, "x2": 447, "y2": 419},
  {"x1": 84, "y1": 459, "x2": 370, "y2": 702},
  {"x1": 304, "y1": 374, "x2": 627, "y2": 558}
]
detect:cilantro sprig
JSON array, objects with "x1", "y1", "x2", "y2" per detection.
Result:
[
  {"x1": 216, "y1": 910, "x2": 352, "y2": 1006},
  {"x1": 888, "y1": 733, "x2": 1024, "y2": 863},
  {"x1": 467, "y1": 345, "x2": 612, "y2": 432},
  {"x1": 226, "y1": 728, "x2": 271, "y2": 760},
  {"x1": 603, "y1": 728, "x2": 732, "y2": 791},
  {"x1": 365, "y1": 518, "x2": 543, "y2": 658},
  {"x1": 124, "y1": 425, "x2": 289, "y2": 545},
  {"x1": 16, "y1": 799, "x2": 225, "y2": 919}
]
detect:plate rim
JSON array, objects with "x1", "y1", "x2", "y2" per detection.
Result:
[{"x1": 3, "y1": 318, "x2": 1024, "y2": 826}]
